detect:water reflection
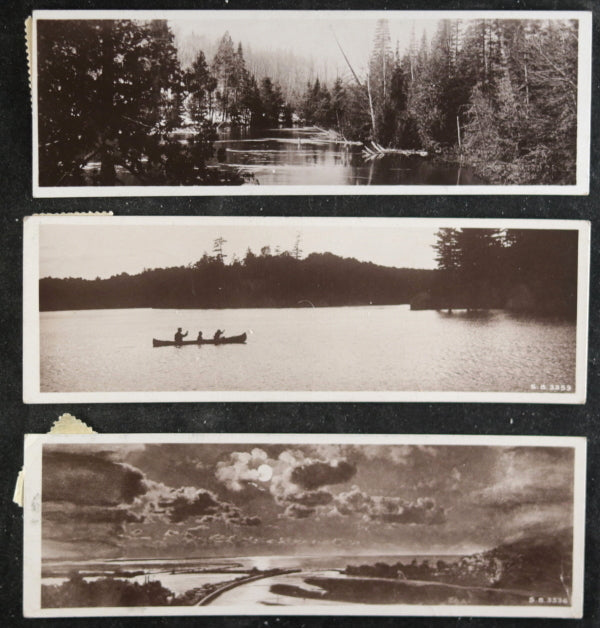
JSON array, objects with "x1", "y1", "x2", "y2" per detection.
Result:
[{"x1": 213, "y1": 127, "x2": 484, "y2": 186}]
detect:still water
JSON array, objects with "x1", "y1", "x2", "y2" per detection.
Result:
[
  {"x1": 214, "y1": 127, "x2": 483, "y2": 186},
  {"x1": 40, "y1": 305, "x2": 576, "y2": 394}
]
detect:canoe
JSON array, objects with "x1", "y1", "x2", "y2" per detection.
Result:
[{"x1": 152, "y1": 333, "x2": 247, "y2": 347}]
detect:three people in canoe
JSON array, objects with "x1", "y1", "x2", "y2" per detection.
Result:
[{"x1": 174, "y1": 328, "x2": 226, "y2": 344}]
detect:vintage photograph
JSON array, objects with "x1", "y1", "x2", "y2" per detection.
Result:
[
  {"x1": 31, "y1": 10, "x2": 592, "y2": 196},
  {"x1": 23, "y1": 434, "x2": 585, "y2": 617},
  {"x1": 23, "y1": 216, "x2": 590, "y2": 403}
]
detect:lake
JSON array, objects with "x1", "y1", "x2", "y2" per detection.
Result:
[
  {"x1": 39, "y1": 305, "x2": 576, "y2": 394},
  {"x1": 213, "y1": 127, "x2": 483, "y2": 186}
]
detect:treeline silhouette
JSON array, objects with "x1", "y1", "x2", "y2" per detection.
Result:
[
  {"x1": 414, "y1": 228, "x2": 578, "y2": 318},
  {"x1": 40, "y1": 230, "x2": 578, "y2": 317},
  {"x1": 39, "y1": 250, "x2": 434, "y2": 311}
]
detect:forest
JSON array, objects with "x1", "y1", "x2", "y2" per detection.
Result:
[
  {"x1": 39, "y1": 248, "x2": 434, "y2": 311},
  {"x1": 37, "y1": 17, "x2": 578, "y2": 186},
  {"x1": 39, "y1": 229, "x2": 577, "y2": 318},
  {"x1": 422, "y1": 228, "x2": 578, "y2": 317}
]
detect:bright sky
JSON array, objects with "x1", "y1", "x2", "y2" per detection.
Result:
[
  {"x1": 169, "y1": 15, "x2": 441, "y2": 75},
  {"x1": 40, "y1": 224, "x2": 439, "y2": 279}
]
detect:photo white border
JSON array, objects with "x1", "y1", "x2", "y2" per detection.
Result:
[
  {"x1": 23, "y1": 215, "x2": 591, "y2": 404},
  {"x1": 30, "y1": 10, "x2": 592, "y2": 197},
  {"x1": 23, "y1": 432, "x2": 586, "y2": 618}
]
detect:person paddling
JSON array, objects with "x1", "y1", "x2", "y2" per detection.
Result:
[
  {"x1": 213, "y1": 329, "x2": 225, "y2": 342},
  {"x1": 174, "y1": 327, "x2": 188, "y2": 344},
  {"x1": 197, "y1": 331, "x2": 203, "y2": 342}
]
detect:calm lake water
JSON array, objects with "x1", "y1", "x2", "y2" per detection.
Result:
[
  {"x1": 214, "y1": 127, "x2": 483, "y2": 186},
  {"x1": 40, "y1": 305, "x2": 576, "y2": 394}
]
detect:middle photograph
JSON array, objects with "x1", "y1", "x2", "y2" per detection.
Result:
[{"x1": 23, "y1": 216, "x2": 590, "y2": 404}]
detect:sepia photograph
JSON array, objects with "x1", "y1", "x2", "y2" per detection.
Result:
[
  {"x1": 31, "y1": 10, "x2": 592, "y2": 196},
  {"x1": 23, "y1": 433, "x2": 585, "y2": 618},
  {"x1": 23, "y1": 216, "x2": 590, "y2": 404}
]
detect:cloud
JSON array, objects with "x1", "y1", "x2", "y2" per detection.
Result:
[
  {"x1": 333, "y1": 486, "x2": 446, "y2": 525},
  {"x1": 215, "y1": 447, "x2": 356, "y2": 519},
  {"x1": 215, "y1": 448, "x2": 270, "y2": 491},
  {"x1": 290, "y1": 459, "x2": 356, "y2": 490},
  {"x1": 42, "y1": 450, "x2": 147, "y2": 506},
  {"x1": 137, "y1": 482, "x2": 262, "y2": 526},
  {"x1": 43, "y1": 502, "x2": 144, "y2": 524},
  {"x1": 473, "y1": 447, "x2": 574, "y2": 513},
  {"x1": 287, "y1": 489, "x2": 334, "y2": 507},
  {"x1": 281, "y1": 503, "x2": 316, "y2": 519},
  {"x1": 42, "y1": 446, "x2": 262, "y2": 560},
  {"x1": 305, "y1": 444, "x2": 438, "y2": 467}
]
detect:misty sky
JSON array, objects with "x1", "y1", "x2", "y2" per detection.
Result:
[
  {"x1": 39, "y1": 224, "x2": 439, "y2": 280},
  {"x1": 169, "y1": 15, "x2": 441, "y2": 75},
  {"x1": 42, "y1": 442, "x2": 574, "y2": 561}
]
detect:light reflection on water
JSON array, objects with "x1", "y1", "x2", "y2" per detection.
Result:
[
  {"x1": 40, "y1": 305, "x2": 576, "y2": 394},
  {"x1": 214, "y1": 127, "x2": 484, "y2": 186}
]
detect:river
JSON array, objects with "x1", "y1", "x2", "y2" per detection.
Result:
[
  {"x1": 213, "y1": 127, "x2": 483, "y2": 186},
  {"x1": 39, "y1": 305, "x2": 576, "y2": 394}
]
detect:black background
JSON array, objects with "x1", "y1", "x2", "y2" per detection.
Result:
[{"x1": 1, "y1": 0, "x2": 598, "y2": 626}]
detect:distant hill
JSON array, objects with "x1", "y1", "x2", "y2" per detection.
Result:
[
  {"x1": 481, "y1": 528, "x2": 573, "y2": 597},
  {"x1": 39, "y1": 251, "x2": 434, "y2": 311}
]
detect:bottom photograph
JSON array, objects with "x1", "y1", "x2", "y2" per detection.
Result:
[{"x1": 23, "y1": 434, "x2": 585, "y2": 618}]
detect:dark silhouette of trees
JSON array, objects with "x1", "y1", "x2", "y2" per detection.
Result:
[
  {"x1": 42, "y1": 575, "x2": 173, "y2": 607},
  {"x1": 424, "y1": 228, "x2": 578, "y2": 317},
  {"x1": 39, "y1": 250, "x2": 434, "y2": 312},
  {"x1": 37, "y1": 19, "x2": 206, "y2": 186}
]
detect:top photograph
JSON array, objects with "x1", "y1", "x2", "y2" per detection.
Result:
[{"x1": 30, "y1": 10, "x2": 592, "y2": 197}]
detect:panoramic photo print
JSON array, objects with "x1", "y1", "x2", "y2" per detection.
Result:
[
  {"x1": 23, "y1": 434, "x2": 585, "y2": 617},
  {"x1": 31, "y1": 10, "x2": 591, "y2": 195},
  {"x1": 23, "y1": 216, "x2": 590, "y2": 403}
]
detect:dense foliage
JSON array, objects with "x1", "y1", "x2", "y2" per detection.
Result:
[
  {"x1": 420, "y1": 228, "x2": 578, "y2": 317},
  {"x1": 38, "y1": 18, "x2": 578, "y2": 186},
  {"x1": 37, "y1": 22, "x2": 289, "y2": 186},
  {"x1": 299, "y1": 18, "x2": 578, "y2": 183},
  {"x1": 42, "y1": 574, "x2": 173, "y2": 607}
]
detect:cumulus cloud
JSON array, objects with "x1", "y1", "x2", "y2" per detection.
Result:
[
  {"x1": 333, "y1": 486, "x2": 446, "y2": 525},
  {"x1": 215, "y1": 448, "x2": 270, "y2": 491},
  {"x1": 133, "y1": 481, "x2": 262, "y2": 527},
  {"x1": 215, "y1": 447, "x2": 357, "y2": 519},
  {"x1": 42, "y1": 445, "x2": 262, "y2": 562},
  {"x1": 290, "y1": 459, "x2": 356, "y2": 490},
  {"x1": 214, "y1": 446, "x2": 448, "y2": 523}
]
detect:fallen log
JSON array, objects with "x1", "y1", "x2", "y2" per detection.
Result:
[{"x1": 362, "y1": 142, "x2": 428, "y2": 159}]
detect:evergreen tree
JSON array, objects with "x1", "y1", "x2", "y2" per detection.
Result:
[
  {"x1": 211, "y1": 31, "x2": 238, "y2": 121},
  {"x1": 37, "y1": 19, "x2": 186, "y2": 185},
  {"x1": 185, "y1": 50, "x2": 217, "y2": 124}
]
